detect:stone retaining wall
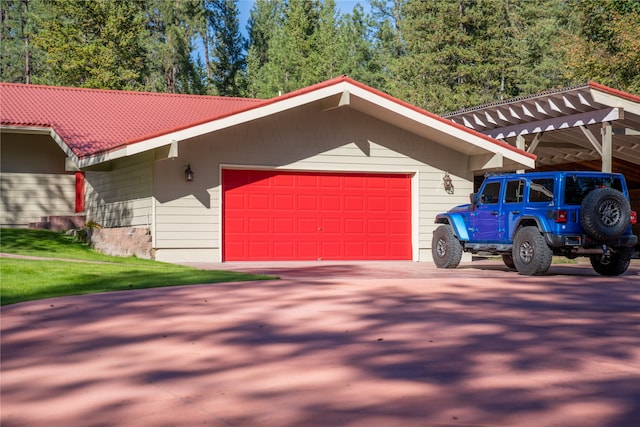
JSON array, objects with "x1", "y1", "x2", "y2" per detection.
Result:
[{"x1": 90, "y1": 227, "x2": 153, "y2": 260}]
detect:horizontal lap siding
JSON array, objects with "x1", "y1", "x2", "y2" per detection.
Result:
[
  {"x1": 1, "y1": 133, "x2": 76, "y2": 227},
  {"x1": 0, "y1": 173, "x2": 75, "y2": 226},
  {"x1": 85, "y1": 153, "x2": 153, "y2": 228},
  {"x1": 153, "y1": 105, "x2": 474, "y2": 261}
]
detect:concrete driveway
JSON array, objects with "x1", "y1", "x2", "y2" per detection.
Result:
[{"x1": 2, "y1": 260, "x2": 639, "y2": 427}]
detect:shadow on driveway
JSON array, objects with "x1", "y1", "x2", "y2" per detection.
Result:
[{"x1": 2, "y1": 261, "x2": 639, "y2": 426}]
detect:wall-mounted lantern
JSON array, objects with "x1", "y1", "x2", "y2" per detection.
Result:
[
  {"x1": 443, "y1": 172, "x2": 454, "y2": 194},
  {"x1": 185, "y1": 164, "x2": 194, "y2": 182}
]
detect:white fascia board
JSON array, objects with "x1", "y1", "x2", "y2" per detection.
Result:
[
  {"x1": 591, "y1": 89, "x2": 640, "y2": 116},
  {"x1": 345, "y1": 85, "x2": 536, "y2": 169},
  {"x1": 77, "y1": 80, "x2": 534, "y2": 169},
  {"x1": 79, "y1": 83, "x2": 353, "y2": 168},
  {"x1": 1, "y1": 125, "x2": 81, "y2": 166},
  {"x1": 125, "y1": 82, "x2": 353, "y2": 155}
]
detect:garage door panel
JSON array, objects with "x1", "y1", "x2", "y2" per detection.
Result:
[
  {"x1": 298, "y1": 195, "x2": 318, "y2": 210},
  {"x1": 367, "y1": 196, "x2": 387, "y2": 211},
  {"x1": 273, "y1": 194, "x2": 295, "y2": 210},
  {"x1": 367, "y1": 219, "x2": 387, "y2": 234},
  {"x1": 248, "y1": 194, "x2": 270, "y2": 210},
  {"x1": 344, "y1": 218, "x2": 365, "y2": 234},
  {"x1": 248, "y1": 217, "x2": 270, "y2": 234},
  {"x1": 298, "y1": 175, "x2": 319, "y2": 188},
  {"x1": 274, "y1": 242, "x2": 295, "y2": 258},
  {"x1": 223, "y1": 169, "x2": 411, "y2": 261},
  {"x1": 344, "y1": 195, "x2": 364, "y2": 211},
  {"x1": 272, "y1": 174, "x2": 295, "y2": 188},
  {"x1": 224, "y1": 193, "x2": 246, "y2": 209},
  {"x1": 274, "y1": 217, "x2": 295, "y2": 233}
]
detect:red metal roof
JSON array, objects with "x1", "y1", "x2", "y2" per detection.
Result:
[{"x1": 0, "y1": 83, "x2": 262, "y2": 157}]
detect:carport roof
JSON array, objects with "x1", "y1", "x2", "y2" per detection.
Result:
[
  {"x1": 0, "y1": 77, "x2": 535, "y2": 171},
  {"x1": 444, "y1": 82, "x2": 640, "y2": 182}
]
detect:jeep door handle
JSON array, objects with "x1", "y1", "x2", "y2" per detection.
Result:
[
  {"x1": 491, "y1": 211, "x2": 498, "y2": 215},
  {"x1": 511, "y1": 211, "x2": 520, "y2": 214}
]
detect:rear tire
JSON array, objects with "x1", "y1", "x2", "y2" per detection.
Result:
[
  {"x1": 432, "y1": 225, "x2": 463, "y2": 269},
  {"x1": 580, "y1": 188, "x2": 630, "y2": 240},
  {"x1": 513, "y1": 226, "x2": 552, "y2": 276},
  {"x1": 502, "y1": 254, "x2": 516, "y2": 270},
  {"x1": 590, "y1": 247, "x2": 633, "y2": 276}
]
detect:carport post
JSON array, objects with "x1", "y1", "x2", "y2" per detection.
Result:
[{"x1": 601, "y1": 122, "x2": 612, "y2": 173}]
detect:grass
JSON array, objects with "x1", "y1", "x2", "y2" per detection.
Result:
[{"x1": 0, "y1": 228, "x2": 275, "y2": 306}]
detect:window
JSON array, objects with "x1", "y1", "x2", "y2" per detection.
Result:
[
  {"x1": 480, "y1": 182, "x2": 501, "y2": 204},
  {"x1": 529, "y1": 178, "x2": 554, "y2": 203},
  {"x1": 564, "y1": 176, "x2": 624, "y2": 205},
  {"x1": 505, "y1": 180, "x2": 524, "y2": 203}
]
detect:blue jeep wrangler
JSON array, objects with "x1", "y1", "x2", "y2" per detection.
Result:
[{"x1": 433, "y1": 171, "x2": 638, "y2": 276}]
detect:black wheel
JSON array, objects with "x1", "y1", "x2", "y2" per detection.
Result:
[
  {"x1": 512, "y1": 226, "x2": 552, "y2": 275},
  {"x1": 432, "y1": 225, "x2": 463, "y2": 269},
  {"x1": 590, "y1": 247, "x2": 633, "y2": 276},
  {"x1": 502, "y1": 254, "x2": 516, "y2": 270},
  {"x1": 580, "y1": 188, "x2": 631, "y2": 241}
]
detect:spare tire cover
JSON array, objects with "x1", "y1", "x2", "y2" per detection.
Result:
[{"x1": 580, "y1": 188, "x2": 631, "y2": 240}]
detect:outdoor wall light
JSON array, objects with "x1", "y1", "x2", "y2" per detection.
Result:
[
  {"x1": 185, "y1": 164, "x2": 194, "y2": 182},
  {"x1": 443, "y1": 172, "x2": 454, "y2": 194}
]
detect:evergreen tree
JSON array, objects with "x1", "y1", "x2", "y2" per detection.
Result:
[
  {"x1": 206, "y1": 0, "x2": 246, "y2": 96},
  {"x1": 508, "y1": 0, "x2": 578, "y2": 95},
  {"x1": 145, "y1": 0, "x2": 205, "y2": 94},
  {"x1": 30, "y1": 0, "x2": 147, "y2": 89},
  {"x1": 338, "y1": 4, "x2": 382, "y2": 88},
  {"x1": 245, "y1": 0, "x2": 285, "y2": 97},
  {"x1": 1, "y1": 0, "x2": 43, "y2": 84},
  {"x1": 248, "y1": 0, "x2": 319, "y2": 97},
  {"x1": 307, "y1": 0, "x2": 343, "y2": 82}
]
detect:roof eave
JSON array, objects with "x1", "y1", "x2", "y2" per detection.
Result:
[
  {"x1": 1, "y1": 125, "x2": 81, "y2": 167},
  {"x1": 78, "y1": 78, "x2": 535, "y2": 171}
]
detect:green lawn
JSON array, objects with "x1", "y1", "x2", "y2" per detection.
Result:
[{"x1": 0, "y1": 228, "x2": 275, "y2": 305}]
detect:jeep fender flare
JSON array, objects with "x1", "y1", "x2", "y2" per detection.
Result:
[
  {"x1": 434, "y1": 214, "x2": 470, "y2": 241},
  {"x1": 510, "y1": 216, "x2": 550, "y2": 240}
]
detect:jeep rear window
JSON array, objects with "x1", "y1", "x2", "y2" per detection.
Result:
[
  {"x1": 564, "y1": 176, "x2": 624, "y2": 205},
  {"x1": 529, "y1": 179, "x2": 554, "y2": 203}
]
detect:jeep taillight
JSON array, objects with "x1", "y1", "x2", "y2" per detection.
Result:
[
  {"x1": 554, "y1": 210, "x2": 567, "y2": 223},
  {"x1": 631, "y1": 211, "x2": 637, "y2": 225}
]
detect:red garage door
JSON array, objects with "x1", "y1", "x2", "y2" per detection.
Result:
[{"x1": 222, "y1": 169, "x2": 412, "y2": 261}]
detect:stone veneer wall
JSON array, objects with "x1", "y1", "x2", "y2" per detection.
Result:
[{"x1": 90, "y1": 227, "x2": 153, "y2": 260}]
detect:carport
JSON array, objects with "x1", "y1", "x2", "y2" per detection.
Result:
[
  {"x1": 445, "y1": 83, "x2": 640, "y2": 239},
  {"x1": 445, "y1": 82, "x2": 640, "y2": 183}
]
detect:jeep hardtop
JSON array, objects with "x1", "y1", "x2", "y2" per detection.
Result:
[{"x1": 433, "y1": 171, "x2": 638, "y2": 276}]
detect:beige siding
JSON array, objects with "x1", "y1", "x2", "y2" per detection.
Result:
[
  {"x1": 84, "y1": 152, "x2": 153, "y2": 228},
  {"x1": 0, "y1": 132, "x2": 76, "y2": 227},
  {"x1": 153, "y1": 104, "x2": 474, "y2": 262}
]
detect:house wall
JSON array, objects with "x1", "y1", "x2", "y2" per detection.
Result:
[
  {"x1": 0, "y1": 132, "x2": 76, "y2": 227},
  {"x1": 84, "y1": 151, "x2": 154, "y2": 228},
  {"x1": 152, "y1": 103, "x2": 474, "y2": 263}
]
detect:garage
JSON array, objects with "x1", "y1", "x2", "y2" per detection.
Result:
[{"x1": 222, "y1": 169, "x2": 412, "y2": 261}]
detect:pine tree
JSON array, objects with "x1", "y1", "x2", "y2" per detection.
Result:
[
  {"x1": 145, "y1": 0, "x2": 205, "y2": 94},
  {"x1": 206, "y1": 0, "x2": 246, "y2": 96},
  {"x1": 247, "y1": 0, "x2": 317, "y2": 97},
  {"x1": 337, "y1": 4, "x2": 382, "y2": 87},
  {"x1": 30, "y1": 0, "x2": 147, "y2": 89},
  {"x1": 1, "y1": 0, "x2": 42, "y2": 84},
  {"x1": 245, "y1": 0, "x2": 285, "y2": 97}
]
